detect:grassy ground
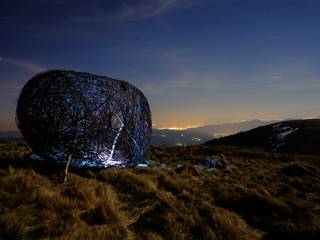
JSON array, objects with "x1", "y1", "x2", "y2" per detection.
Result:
[{"x1": 0, "y1": 142, "x2": 319, "y2": 239}]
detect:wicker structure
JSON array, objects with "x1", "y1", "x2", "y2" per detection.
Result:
[{"x1": 16, "y1": 70, "x2": 152, "y2": 168}]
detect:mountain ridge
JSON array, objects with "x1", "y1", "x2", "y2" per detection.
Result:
[{"x1": 205, "y1": 119, "x2": 320, "y2": 155}]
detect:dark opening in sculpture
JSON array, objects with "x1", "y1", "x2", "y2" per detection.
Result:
[{"x1": 16, "y1": 70, "x2": 152, "y2": 168}]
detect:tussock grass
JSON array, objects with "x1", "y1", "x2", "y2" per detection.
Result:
[
  {"x1": 0, "y1": 143, "x2": 320, "y2": 239},
  {"x1": 215, "y1": 208, "x2": 263, "y2": 240}
]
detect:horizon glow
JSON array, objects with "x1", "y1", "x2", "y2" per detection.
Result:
[{"x1": 1, "y1": 0, "x2": 320, "y2": 131}]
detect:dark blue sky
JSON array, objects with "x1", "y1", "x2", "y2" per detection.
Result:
[{"x1": 1, "y1": 0, "x2": 320, "y2": 130}]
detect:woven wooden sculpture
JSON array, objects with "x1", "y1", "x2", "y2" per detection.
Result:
[{"x1": 16, "y1": 70, "x2": 152, "y2": 168}]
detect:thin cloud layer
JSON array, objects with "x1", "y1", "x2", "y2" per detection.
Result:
[
  {"x1": 0, "y1": 0, "x2": 193, "y2": 24},
  {"x1": 1, "y1": 58, "x2": 45, "y2": 73},
  {"x1": 110, "y1": 0, "x2": 180, "y2": 21}
]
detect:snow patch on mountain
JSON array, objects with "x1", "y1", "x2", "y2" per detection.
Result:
[{"x1": 270, "y1": 124, "x2": 299, "y2": 150}]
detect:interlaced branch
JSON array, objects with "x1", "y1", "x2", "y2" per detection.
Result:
[{"x1": 16, "y1": 70, "x2": 152, "y2": 170}]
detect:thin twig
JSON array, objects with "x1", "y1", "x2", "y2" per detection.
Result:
[{"x1": 63, "y1": 153, "x2": 72, "y2": 184}]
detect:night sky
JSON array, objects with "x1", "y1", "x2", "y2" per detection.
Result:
[{"x1": 1, "y1": 0, "x2": 320, "y2": 131}]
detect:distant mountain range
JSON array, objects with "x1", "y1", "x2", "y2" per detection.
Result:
[
  {"x1": 4, "y1": 119, "x2": 318, "y2": 151},
  {"x1": 152, "y1": 119, "x2": 277, "y2": 146},
  {"x1": 186, "y1": 119, "x2": 278, "y2": 137},
  {"x1": 205, "y1": 119, "x2": 320, "y2": 155},
  {"x1": 0, "y1": 119, "x2": 278, "y2": 146},
  {"x1": 0, "y1": 131, "x2": 23, "y2": 139}
]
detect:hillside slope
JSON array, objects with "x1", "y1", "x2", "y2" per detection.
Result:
[
  {"x1": 187, "y1": 119, "x2": 277, "y2": 136},
  {"x1": 205, "y1": 119, "x2": 320, "y2": 155}
]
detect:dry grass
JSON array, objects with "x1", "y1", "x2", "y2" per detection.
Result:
[
  {"x1": 0, "y1": 143, "x2": 320, "y2": 239},
  {"x1": 214, "y1": 208, "x2": 263, "y2": 240}
]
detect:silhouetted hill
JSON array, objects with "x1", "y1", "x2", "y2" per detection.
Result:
[
  {"x1": 188, "y1": 119, "x2": 277, "y2": 137},
  {"x1": 0, "y1": 131, "x2": 22, "y2": 139},
  {"x1": 0, "y1": 131, "x2": 23, "y2": 143},
  {"x1": 205, "y1": 119, "x2": 320, "y2": 155}
]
